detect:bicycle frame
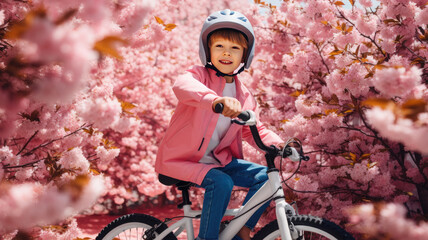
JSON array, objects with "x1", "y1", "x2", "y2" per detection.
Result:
[
  {"x1": 154, "y1": 169, "x2": 297, "y2": 240},
  {"x1": 154, "y1": 110, "x2": 302, "y2": 240}
]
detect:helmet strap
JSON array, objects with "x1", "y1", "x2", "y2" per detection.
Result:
[{"x1": 205, "y1": 63, "x2": 245, "y2": 77}]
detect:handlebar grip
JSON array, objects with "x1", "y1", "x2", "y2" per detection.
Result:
[
  {"x1": 214, "y1": 103, "x2": 250, "y2": 121},
  {"x1": 237, "y1": 111, "x2": 250, "y2": 121},
  {"x1": 214, "y1": 103, "x2": 224, "y2": 114}
]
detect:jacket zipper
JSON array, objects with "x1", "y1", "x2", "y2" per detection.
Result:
[
  {"x1": 198, "y1": 138, "x2": 205, "y2": 151},
  {"x1": 211, "y1": 151, "x2": 222, "y2": 164},
  {"x1": 196, "y1": 71, "x2": 224, "y2": 153},
  {"x1": 197, "y1": 110, "x2": 217, "y2": 151}
]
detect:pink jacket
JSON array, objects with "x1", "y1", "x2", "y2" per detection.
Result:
[{"x1": 155, "y1": 66, "x2": 283, "y2": 185}]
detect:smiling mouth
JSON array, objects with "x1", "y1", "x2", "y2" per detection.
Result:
[{"x1": 219, "y1": 60, "x2": 233, "y2": 65}]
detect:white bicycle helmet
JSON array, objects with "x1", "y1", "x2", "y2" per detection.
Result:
[{"x1": 199, "y1": 9, "x2": 255, "y2": 73}]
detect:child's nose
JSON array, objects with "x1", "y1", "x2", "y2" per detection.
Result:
[{"x1": 223, "y1": 51, "x2": 231, "y2": 56}]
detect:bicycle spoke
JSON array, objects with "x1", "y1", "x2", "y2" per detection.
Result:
[{"x1": 103, "y1": 225, "x2": 149, "y2": 240}]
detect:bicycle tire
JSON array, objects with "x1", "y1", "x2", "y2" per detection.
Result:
[
  {"x1": 96, "y1": 213, "x2": 177, "y2": 240},
  {"x1": 253, "y1": 215, "x2": 355, "y2": 240}
]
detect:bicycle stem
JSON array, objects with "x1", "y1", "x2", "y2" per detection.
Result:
[{"x1": 248, "y1": 125, "x2": 279, "y2": 169}]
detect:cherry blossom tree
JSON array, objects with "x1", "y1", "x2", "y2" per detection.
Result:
[
  {"x1": 0, "y1": 0, "x2": 153, "y2": 238},
  {"x1": 250, "y1": 0, "x2": 428, "y2": 238},
  {"x1": 1, "y1": 0, "x2": 427, "y2": 239}
]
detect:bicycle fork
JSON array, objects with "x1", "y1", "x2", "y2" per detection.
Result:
[
  {"x1": 269, "y1": 169, "x2": 298, "y2": 240},
  {"x1": 219, "y1": 169, "x2": 298, "y2": 240}
]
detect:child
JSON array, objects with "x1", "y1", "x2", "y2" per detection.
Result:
[{"x1": 155, "y1": 9, "x2": 284, "y2": 240}]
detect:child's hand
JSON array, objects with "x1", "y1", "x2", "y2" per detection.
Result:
[{"x1": 212, "y1": 97, "x2": 242, "y2": 118}]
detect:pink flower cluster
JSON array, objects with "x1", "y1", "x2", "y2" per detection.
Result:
[
  {"x1": 366, "y1": 108, "x2": 428, "y2": 154},
  {"x1": 251, "y1": 0, "x2": 428, "y2": 235},
  {"x1": 347, "y1": 203, "x2": 428, "y2": 240},
  {"x1": 58, "y1": 148, "x2": 90, "y2": 174},
  {"x1": 0, "y1": 175, "x2": 104, "y2": 234},
  {"x1": 76, "y1": 97, "x2": 122, "y2": 130},
  {"x1": 373, "y1": 66, "x2": 422, "y2": 98}
]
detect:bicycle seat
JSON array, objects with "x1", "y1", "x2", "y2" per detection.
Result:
[{"x1": 158, "y1": 174, "x2": 193, "y2": 188}]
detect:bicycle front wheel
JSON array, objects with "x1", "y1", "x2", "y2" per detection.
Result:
[
  {"x1": 253, "y1": 215, "x2": 355, "y2": 240},
  {"x1": 96, "y1": 213, "x2": 177, "y2": 240}
]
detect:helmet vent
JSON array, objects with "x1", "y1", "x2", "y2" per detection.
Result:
[
  {"x1": 207, "y1": 16, "x2": 217, "y2": 21},
  {"x1": 238, "y1": 17, "x2": 247, "y2": 22}
]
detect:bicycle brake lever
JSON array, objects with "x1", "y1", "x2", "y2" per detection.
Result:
[
  {"x1": 281, "y1": 147, "x2": 310, "y2": 162},
  {"x1": 282, "y1": 147, "x2": 300, "y2": 162}
]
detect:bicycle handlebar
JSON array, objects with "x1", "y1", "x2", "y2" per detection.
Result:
[
  {"x1": 214, "y1": 103, "x2": 250, "y2": 121},
  {"x1": 214, "y1": 103, "x2": 272, "y2": 152},
  {"x1": 214, "y1": 103, "x2": 310, "y2": 162}
]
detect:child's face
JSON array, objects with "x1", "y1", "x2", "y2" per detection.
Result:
[{"x1": 209, "y1": 37, "x2": 244, "y2": 76}]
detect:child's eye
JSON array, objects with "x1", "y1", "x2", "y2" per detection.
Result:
[
  {"x1": 215, "y1": 44, "x2": 223, "y2": 48},
  {"x1": 232, "y1": 46, "x2": 241, "y2": 50}
]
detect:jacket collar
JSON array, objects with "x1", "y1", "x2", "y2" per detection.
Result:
[{"x1": 206, "y1": 67, "x2": 251, "y2": 109}]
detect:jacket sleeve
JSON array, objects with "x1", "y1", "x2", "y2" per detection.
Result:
[
  {"x1": 242, "y1": 97, "x2": 283, "y2": 150},
  {"x1": 172, "y1": 68, "x2": 219, "y2": 111}
]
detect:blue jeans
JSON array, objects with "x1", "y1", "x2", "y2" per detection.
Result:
[{"x1": 196, "y1": 158, "x2": 270, "y2": 240}]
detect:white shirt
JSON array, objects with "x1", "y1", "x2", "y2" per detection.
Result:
[{"x1": 199, "y1": 81, "x2": 236, "y2": 164}]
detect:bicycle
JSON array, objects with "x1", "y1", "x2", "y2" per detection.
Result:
[{"x1": 96, "y1": 106, "x2": 355, "y2": 240}]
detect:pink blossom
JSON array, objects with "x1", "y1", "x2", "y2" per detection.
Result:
[
  {"x1": 0, "y1": 10, "x2": 4, "y2": 25},
  {"x1": 359, "y1": 0, "x2": 373, "y2": 8},
  {"x1": 14, "y1": 168, "x2": 34, "y2": 181},
  {"x1": 58, "y1": 148, "x2": 90, "y2": 174},
  {"x1": 137, "y1": 180, "x2": 167, "y2": 197},
  {"x1": 121, "y1": 136, "x2": 139, "y2": 149},
  {"x1": 294, "y1": 95, "x2": 322, "y2": 117},
  {"x1": 333, "y1": 28, "x2": 361, "y2": 48},
  {"x1": 356, "y1": 15, "x2": 377, "y2": 36},
  {"x1": 76, "y1": 97, "x2": 122, "y2": 130},
  {"x1": 373, "y1": 66, "x2": 422, "y2": 98},
  {"x1": 325, "y1": 63, "x2": 370, "y2": 99},
  {"x1": 0, "y1": 146, "x2": 14, "y2": 163},
  {"x1": 111, "y1": 116, "x2": 140, "y2": 133},
  {"x1": 0, "y1": 146, "x2": 21, "y2": 166},
  {"x1": 74, "y1": 175, "x2": 105, "y2": 212},
  {"x1": 95, "y1": 146, "x2": 120, "y2": 166},
  {"x1": 16, "y1": 17, "x2": 97, "y2": 104},
  {"x1": 114, "y1": 196, "x2": 125, "y2": 205},
  {"x1": 393, "y1": 195, "x2": 409, "y2": 204},
  {"x1": 31, "y1": 0, "x2": 80, "y2": 19},
  {"x1": 415, "y1": 6, "x2": 428, "y2": 25},
  {"x1": 38, "y1": 219, "x2": 82, "y2": 240},
  {"x1": 406, "y1": 166, "x2": 425, "y2": 183},
  {"x1": 116, "y1": 0, "x2": 155, "y2": 37},
  {"x1": 78, "y1": 0, "x2": 111, "y2": 24},
  {"x1": 366, "y1": 108, "x2": 428, "y2": 154},
  {"x1": 0, "y1": 176, "x2": 104, "y2": 234},
  {"x1": 294, "y1": 175, "x2": 319, "y2": 193},
  {"x1": 318, "y1": 167, "x2": 339, "y2": 185},
  {"x1": 348, "y1": 203, "x2": 428, "y2": 240}
]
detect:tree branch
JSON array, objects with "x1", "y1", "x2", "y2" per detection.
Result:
[
  {"x1": 339, "y1": 125, "x2": 375, "y2": 138},
  {"x1": 336, "y1": 9, "x2": 388, "y2": 60},
  {"x1": 22, "y1": 123, "x2": 88, "y2": 157},
  {"x1": 313, "y1": 41, "x2": 331, "y2": 74},
  {"x1": 16, "y1": 130, "x2": 39, "y2": 156}
]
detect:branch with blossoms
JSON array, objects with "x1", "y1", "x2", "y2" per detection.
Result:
[
  {"x1": 336, "y1": 9, "x2": 388, "y2": 60},
  {"x1": 347, "y1": 202, "x2": 428, "y2": 240},
  {"x1": 21, "y1": 123, "x2": 88, "y2": 157}
]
